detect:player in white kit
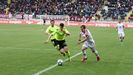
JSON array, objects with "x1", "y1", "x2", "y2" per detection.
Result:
[
  {"x1": 77, "y1": 25, "x2": 100, "y2": 62},
  {"x1": 116, "y1": 21, "x2": 125, "y2": 42}
]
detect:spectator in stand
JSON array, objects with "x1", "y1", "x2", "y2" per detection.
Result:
[
  {"x1": 1, "y1": 0, "x2": 132, "y2": 21},
  {"x1": 0, "y1": 0, "x2": 101, "y2": 17},
  {"x1": 101, "y1": 0, "x2": 132, "y2": 20}
]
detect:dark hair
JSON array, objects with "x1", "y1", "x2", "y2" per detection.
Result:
[
  {"x1": 50, "y1": 19, "x2": 55, "y2": 22},
  {"x1": 80, "y1": 25, "x2": 86, "y2": 29},
  {"x1": 60, "y1": 23, "x2": 64, "y2": 27}
]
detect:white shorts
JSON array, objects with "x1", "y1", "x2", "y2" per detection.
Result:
[
  {"x1": 83, "y1": 40, "x2": 95, "y2": 48},
  {"x1": 118, "y1": 31, "x2": 125, "y2": 37}
]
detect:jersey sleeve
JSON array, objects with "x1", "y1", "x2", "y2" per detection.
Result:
[
  {"x1": 85, "y1": 30, "x2": 89, "y2": 36},
  {"x1": 64, "y1": 28, "x2": 69, "y2": 33},
  {"x1": 85, "y1": 30, "x2": 91, "y2": 40},
  {"x1": 45, "y1": 26, "x2": 50, "y2": 33}
]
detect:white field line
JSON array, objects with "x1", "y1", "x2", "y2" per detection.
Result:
[{"x1": 33, "y1": 52, "x2": 82, "y2": 75}]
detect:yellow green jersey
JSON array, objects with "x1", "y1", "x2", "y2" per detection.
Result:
[
  {"x1": 53, "y1": 28, "x2": 69, "y2": 41},
  {"x1": 46, "y1": 25, "x2": 58, "y2": 40}
]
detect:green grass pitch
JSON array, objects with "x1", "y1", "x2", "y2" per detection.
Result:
[{"x1": 0, "y1": 24, "x2": 133, "y2": 75}]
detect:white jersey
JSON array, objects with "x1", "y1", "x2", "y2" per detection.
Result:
[
  {"x1": 80, "y1": 29, "x2": 94, "y2": 42},
  {"x1": 117, "y1": 23, "x2": 124, "y2": 32},
  {"x1": 117, "y1": 23, "x2": 125, "y2": 37},
  {"x1": 80, "y1": 29, "x2": 95, "y2": 48}
]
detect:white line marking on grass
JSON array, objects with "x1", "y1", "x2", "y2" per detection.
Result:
[{"x1": 33, "y1": 52, "x2": 82, "y2": 75}]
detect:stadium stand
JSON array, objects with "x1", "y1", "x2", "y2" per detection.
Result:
[
  {"x1": 0, "y1": 0, "x2": 101, "y2": 16},
  {"x1": 100, "y1": 0, "x2": 133, "y2": 20},
  {"x1": 0, "y1": 0, "x2": 132, "y2": 21},
  {"x1": 0, "y1": 0, "x2": 7, "y2": 14}
]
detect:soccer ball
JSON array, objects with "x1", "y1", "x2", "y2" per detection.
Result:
[{"x1": 57, "y1": 59, "x2": 63, "y2": 66}]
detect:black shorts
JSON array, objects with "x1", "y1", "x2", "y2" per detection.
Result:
[
  {"x1": 56, "y1": 40, "x2": 67, "y2": 50},
  {"x1": 51, "y1": 39, "x2": 58, "y2": 47},
  {"x1": 43, "y1": 19, "x2": 46, "y2": 23}
]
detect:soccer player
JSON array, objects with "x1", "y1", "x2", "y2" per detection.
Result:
[
  {"x1": 45, "y1": 20, "x2": 59, "y2": 49},
  {"x1": 77, "y1": 25, "x2": 100, "y2": 62},
  {"x1": 47, "y1": 23, "x2": 71, "y2": 61},
  {"x1": 43, "y1": 18, "x2": 46, "y2": 25},
  {"x1": 116, "y1": 21, "x2": 125, "y2": 42}
]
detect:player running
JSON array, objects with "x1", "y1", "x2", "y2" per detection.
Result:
[
  {"x1": 46, "y1": 23, "x2": 71, "y2": 61},
  {"x1": 116, "y1": 21, "x2": 125, "y2": 42},
  {"x1": 77, "y1": 25, "x2": 100, "y2": 62},
  {"x1": 45, "y1": 20, "x2": 59, "y2": 49}
]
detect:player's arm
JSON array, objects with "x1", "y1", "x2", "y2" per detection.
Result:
[
  {"x1": 64, "y1": 29, "x2": 70, "y2": 36},
  {"x1": 45, "y1": 31, "x2": 55, "y2": 43},
  {"x1": 65, "y1": 31, "x2": 70, "y2": 36},
  {"x1": 78, "y1": 33, "x2": 81, "y2": 41},
  {"x1": 78, "y1": 34, "x2": 89, "y2": 44},
  {"x1": 116, "y1": 25, "x2": 118, "y2": 31},
  {"x1": 44, "y1": 34, "x2": 52, "y2": 43},
  {"x1": 44, "y1": 27, "x2": 51, "y2": 43},
  {"x1": 45, "y1": 27, "x2": 50, "y2": 35}
]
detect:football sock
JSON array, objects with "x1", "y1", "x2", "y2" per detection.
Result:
[
  {"x1": 54, "y1": 45, "x2": 59, "y2": 50},
  {"x1": 65, "y1": 51, "x2": 70, "y2": 57},
  {"x1": 91, "y1": 48, "x2": 99, "y2": 57},
  {"x1": 82, "y1": 50, "x2": 87, "y2": 58},
  {"x1": 60, "y1": 52, "x2": 65, "y2": 56},
  {"x1": 120, "y1": 37, "x2": 124, "y2": 42},
  {"x1": 65, "y1": 51, "x2": 71, "y2": 61},
  {"x1": 120, "y1": 39, "x2": 123, "y2": 42}
]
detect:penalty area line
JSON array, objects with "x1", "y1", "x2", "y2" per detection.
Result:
[{"x1": 33, "y1": 52, "x2": 82, "y2": 75}]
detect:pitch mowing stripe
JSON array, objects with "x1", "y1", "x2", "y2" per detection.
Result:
[
  {"x1": 0, "y1": 46, "x2": 51, "y2": 50},
  {"x1": 33, "y1": 52, "x2": 82, "y2": 75}
]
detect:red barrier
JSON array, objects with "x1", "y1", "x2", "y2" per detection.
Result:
[
  {"x1": 0, "y1": 20, "x2": 41, "y2": 24},
  {"x1": 0, "y1": 19, "x2": 133, "y2": 28},
  {"x1": 68, "y1": 21, "x2": 133, "y2": 28}
]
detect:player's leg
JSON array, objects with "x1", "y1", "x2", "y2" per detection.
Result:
[
  {"x1": 58, "y1": 40, "x2": 66, "y2": 56},
  {"x1": 64, "y1": 46, "x2": 71, "y2": 61},
  {"x1": 118, "y1": 32, "x2": 121, "y2": 42},
  {"x1": 60, "y1": 48, "x2": 66, "y2": 56},
  {"x1": 51, "y1": 39, "x2": 59, "y2": 50},
  {"x1": 43, "y1": 19, "x2": 46, "y2": 25},
  {"x1": 81, "y1": 46, "x2": 88, "y2": 62},
  {"x1": 81, "y1": 41, "x2": 88, "y2": 62},
  {"x1": 120, "y1": 34, "x2": 123, "y2": 42},
  {"x1": 59, "y1": 46, "x2": 71, "y2": 61},
  {"x1": 88, "y1": 41, "x2": 100, "y2": 61},
  {"x1": 90, "y1": 47, "x2": 100, "y2": 61},
  {"x1": 120, "y1": 37, "x2": 123, "y2": 42},
  {"x1": 60, "y1": 40, "x2": 70, "y2": 60},
  {"x1": 118, "y1": 32, "x2": 123, "y2": 42},
  {"x1": 64, "y1": 47, "x2": 70, "y2": 57},
  {"x1": 121, "y1": 32, "x2": 125, "y2": 42}
]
